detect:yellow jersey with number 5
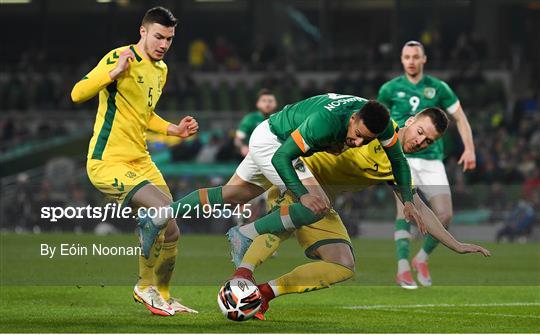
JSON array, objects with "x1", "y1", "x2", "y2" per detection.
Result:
[{"x1": 72, "y1": 45, "x2": 170, "y2": 162}]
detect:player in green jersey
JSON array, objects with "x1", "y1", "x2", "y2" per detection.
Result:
[
  {"x1": 136, "y1": 93, "x2": 424, "y2": 265},
  {"x1": 235, "y1": 89, "x2": 278, "y2": 157},
  {"x1": 378, "y1": 41, "x2": 476, "y2": 289}
]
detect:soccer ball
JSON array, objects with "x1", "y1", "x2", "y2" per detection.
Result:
[{"x1": 217, "y1": 278, "x2": 262, "y2": 321}]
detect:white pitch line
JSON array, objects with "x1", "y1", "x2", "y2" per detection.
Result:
[
  {"x1": 344, "y1": 302, "x2": 540, "y2": 310},
  {"x1": 344, "y1": 302, "x2": 540, "y2": 320},
  {"x1": 376, "y1": 307, "x2": 540, "y2": 320}
]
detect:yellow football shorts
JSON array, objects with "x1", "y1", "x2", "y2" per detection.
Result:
[
  {"x1": 266, "y1": 187, "x2": 352, "y2": 259},
  {"x1": 87, "y1": 155, "x2": 172, "y2": 206}
]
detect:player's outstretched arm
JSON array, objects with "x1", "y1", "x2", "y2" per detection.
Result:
[
  {"x1": 411, "y1": 191, "x2": 491, "y2": 257},
  {"x1": 379, "y1": 123, "x2": 424, "y2": 227}
]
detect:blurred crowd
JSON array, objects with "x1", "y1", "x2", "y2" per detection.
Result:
[
  {"x1": 1, "y1": 31, "x2": 539, "y2": 239},
  {"x1": 2, "y1": 28, "x2": 538, "y2": 112}
]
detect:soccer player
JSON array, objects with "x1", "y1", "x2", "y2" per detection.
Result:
[
  {"x1": 71, "y1": 7, "x2": 198, "y2": 316},
  {"x1": 235, "y1": 89, "x2": 278, "y2": 157},
  {"x1": 230, "y1": 108, "x2": 490, "y2": 320},
  {"x1": 378, "y1": 41, "x2": 476, "y2": 288},
  {"x1": 137, "y1": 93, "x2": 424, "y2": 266}
]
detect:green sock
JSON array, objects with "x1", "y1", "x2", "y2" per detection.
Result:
[
  {"x1": 170, "y1": 186, "x2": 223, "y2": 216},
  {"x1": 253, "y1": 203, "x2": 323, "y2": 235},
  {"x1": 394, "y1": 219, "x2": 411, "y2": 261},
  {"x1": 422, "y1": 234, "x2": 440, "y2": 254}
]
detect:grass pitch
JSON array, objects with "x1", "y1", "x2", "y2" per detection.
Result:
[{"x1": 1, "y1": 233, "x2": 539, "y2": 333}]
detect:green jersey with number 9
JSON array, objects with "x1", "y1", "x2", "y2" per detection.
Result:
[{"x1": 377, "y1": 75, "x2": 460, "y2": 160}]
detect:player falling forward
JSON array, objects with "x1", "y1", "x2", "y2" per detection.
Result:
[
  {"x1": 71, "y1": 7, "x2": 198, "y2": 316},
  {"x1": 137, "y1": 93, "x2": 424, "y2": 267},
  {"x1": 230, "y1": 108, "x2": 490, "y2": 320},
  {"x1": 378, "y1": 41, "x2": 476, "y2": 288}
]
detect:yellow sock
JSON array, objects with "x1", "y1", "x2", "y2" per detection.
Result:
[
  {"x1": 155, "y1": 240, "x2": 177, "y2": 300},
  {"x1": 240, "y1": 232, "x2": 290, "y2": 270},
  {"x1": 272, "y1": 261, "x2": 354, "y2": 296},
  {"x1": 137, "y1": 234, "x2": 164, "y2": 290}
]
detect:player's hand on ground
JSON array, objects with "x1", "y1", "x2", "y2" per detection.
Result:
[
  {"x1": 175, "y1": 116, "x2": 199, "y2": 138},
  {"x1": 403, "y1": 201, "x2": 426, "y2": 234},
  {"x1": 109, "y1": 49, "x2": 135, "y2": 80},
  {"x1": 300, "y1": 194, "x2": 328, "y2": 215},
  {"x1": 457, "y1": 243, "x2": 491, "y2": 256},
  {"x1": 458, "y1": 149, "x2": 476, "y2": 171}
]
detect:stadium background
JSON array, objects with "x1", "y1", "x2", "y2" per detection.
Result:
[
  {"x1": 1, "y1": 0, "x2": 538, "y2": 241},
  {"x1": 0, "y1": 1, "x2": 539, "y2": 332}
]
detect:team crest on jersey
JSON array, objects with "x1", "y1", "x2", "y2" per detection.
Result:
[
  {"x1": 424, "y1": 87, "x2": 436, "y2": 99},
  {"x1": 397, "y1": 91, "x2": 406, "y2": 98}
]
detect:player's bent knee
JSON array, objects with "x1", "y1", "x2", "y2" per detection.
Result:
[
  {"x1": 316, "y1": 243, "x2": 355, "y2": 271},
  {"x1": 334, "y1": 257, "x2": 355, "y2": 272},
  {"x1": 325, "y1": 261, "x2": 355, "y2": 284},
  {"x1": 164, "y1": 219, "x2": 179, "y2": 242}
]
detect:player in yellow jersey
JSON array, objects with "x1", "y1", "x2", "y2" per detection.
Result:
[
  {"x1": 229, "y1": 108, "x2": 490, "y2": 320},
  {"x1": 71, "y1": 7, "x2": 198, "y2": 316}
]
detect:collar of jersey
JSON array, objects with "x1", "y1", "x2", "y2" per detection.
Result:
[
  {"x1": 129, "y1": 45, "x2": 143, "y2": 62},
  {"x1": 402, "y1": 74, "x2": 425, "y2": 87}
]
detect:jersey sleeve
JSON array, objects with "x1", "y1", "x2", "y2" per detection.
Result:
[
  {"x1": 377, "y1": 121, "x2": 413, "y2": 202},
  {"x1": 377, "y1": 82, "x2": 393, "y2": 109},
  {"x1": 71, "y1": 49, "x2": 120, "y2": 103},
  {"x1": 236, "y1": 114, "x2": 253, "y2": 143},
  {"x1": 147, "y1": 112, "x2": 171, "y2": 135},
  {"x1": 439, "y1": 81, "x2": 460, "y2": 114},
  {"x1": 271, "y1": 136, "x2": 309, "y2": 199}
]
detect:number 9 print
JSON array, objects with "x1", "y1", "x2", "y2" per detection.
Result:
[{"x1": 409, "y1": 96, "x2": 420, "y2": 112}]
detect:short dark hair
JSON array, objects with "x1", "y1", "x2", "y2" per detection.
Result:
[
  {"x1": 142, "y1": 6, "x2": 177, "y2": 27},
  {"x1": 417, "y1": 107, "x2": 449, "y2": 134},
  {"x1": 257, "y1": 88, "x2": 274, "y2": 99},
  {"x1": 403, "y1": 40, "x2": 425, "y2": 54},
  {"x1": 355, "y1": 100, "x2": 390, "y2": 134}
]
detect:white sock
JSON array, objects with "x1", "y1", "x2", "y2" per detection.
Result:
[
  {"x1": 239, "y1": 224, "x2": 258, "y2": 240},
  {"x1": 152, "y1": 206, "x2": 174, "y2": 228},
  {"x1": 268, "y1": 280, "x2": 280, "y2": 297},
  {"x1": 415, "y1": 249, "x2": 429, "y2": 262},
  {"x1": 398, "y1": 259, "x2": 411, "y2": 274}
]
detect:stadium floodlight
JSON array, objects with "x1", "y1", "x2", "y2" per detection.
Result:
[{"x1": 0, "y1": 0, "x2": 31, "y2": 3}]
